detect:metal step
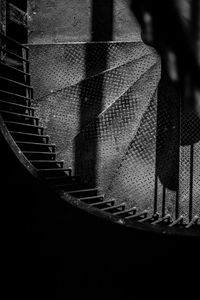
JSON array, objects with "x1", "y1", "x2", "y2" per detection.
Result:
[
  {"x1": 168, "y1": 216, "x2": 184, "y2": 227},
  {"x1": 125, "y1": 210, "x2": 148, "y2": 220},
  {"x1": 102, "y1": 203, "x2": 126, "y2": 213},
  {"x1": 45, "y1": 176, "x2": 84, "y2": 184},
  {"x1": 38, "y1": 168, "x2": 72, "y2": 177},
  {"x1": 55, "y1": 176, "x2": 82, "y2": 187},
  {"x1": 0, "y1": 46, "x2": 29, "y2": 63},
  {"x1": 23, "y1": 151, "x2": 57, "y2": 160},
  {"x1": 31, "y1": 160, "x2": 64, "y2": 168},
  {"x1": 0, "y1": 32, "x2": 29, "y2": 51},
  {"x1": 91, "y1": 199, "x2": 115, "y2": 208},
  {"x1": 0, "y1": 61, "x2": 30, "y2": 76},
  {"x1": 0, "y1": 110, "x2": 38, "y2": 125},
  {"x1": 185, "y1": 216, "x2": 199, "y2": 228},
  {"x1": 138, "y1": 213, "x2": 159, "y2": 223},
  {"x1": 15, "y1": 141, "x2": 55, "y2": 151},
  {"x1": 0, "y1": 89, "x2": 31, "y2": 105},
  {"x1": 5, "y1": 121, "x2": 44, "y2": 134},
  {"x1": 0, "y1": 75, "x2": 33, "y2": 91},
  {"x1": 0, "y1": 100, "x2": 34, "y2": 115},
  {"x1": 151, "y1": 214, "x2": 171, "y2": 225},
  {"x1": 78, "y1": 195, "x2": 104, "y2": 204},
  {"x1": 55, "y1": 182, "x2": 93, "y2": 191},
  {"x1": 10, "y1": 131, "x2": 49, "y2": 142},
  {"x1": 67, "y1": 188, "x2": 98, "y2": 197},
  {"x1": 112, "y1": 207, "x2": 137, "y2": 217}
]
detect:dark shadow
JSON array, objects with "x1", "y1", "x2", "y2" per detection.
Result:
[
  {"x1": 75, "y1": 0, "x2": 113, "y2": 185},
  {"x1": 129, "y1": 0, "x2": 200, "y2": 218}
]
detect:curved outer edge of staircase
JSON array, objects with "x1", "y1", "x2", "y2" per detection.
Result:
[{"x1": 1, "y1": 114, "x2": 199, "y2": 237}]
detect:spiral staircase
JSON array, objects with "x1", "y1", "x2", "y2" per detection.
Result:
[
  {"x1": 0, "y1": 1, "x2": 199, "y2": 236},
  {"x1": 0, "y1": 1, "x2": 200, "y2": 297}
]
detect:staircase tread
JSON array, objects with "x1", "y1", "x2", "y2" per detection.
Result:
[
  {"x1": 102, "y1": 203, "x2": 126, "y2": 211},
  {"x1": 112, "y1": 207, "x2": 137, "y2": 216},
  {"x1": 30, "y1": 160, "x2": 63, "y2": 163},
  {"x1": 0, "y1": 61, "x2": 30, "y2": 76},
  {"x1": 0, "y1": 46, "x2": 29, "y2": 62},
  {"x1": 185, "y1": 216, "x2": 199, "y2": 228},
  {"x1": 23, "y1": 151, "x2": 56, "y2": 154},
  {"x1": 151, "y1": 214, "x2": 171, "y2": 225},
  {"x1": 0, "y1": 75, "x2": 33, "y2": 89},
  {"x1": 10, "y1": 131, "x2": 48, "y2": 138},
  {"x1": 55, "y1": 181, "x2": 82, "y2": 187},
  {"x1": 125, "y1": 210, "x2": 148, "y2": 220},
  {"x1": 67, "y1": 188, "x2": 98, "y2": 194},
  {"x1": 5, "y1": 121, "x2": 43, "y2": 129},
  {"x1": 0, "y1": 32, "x2": 29, "y2": 50},
  {"x1": 78, "y1": 195, "x2": 104, "y2": 201},
  {"x1": 0, "y1": 100, "x2": 34, "y2": 110},
  {"x1": 0, "y1": 89, "x2": 32, "y2": 101},
  {"x1": 38, "y1": 168, "x2": 70, "y2": 171},
  {"x1": 0, "y1": 109, "x2": 38, "y2": 119},
  {"x1": 91, "y1": 199, "x2": 115, "y2": 206},
  {"x1": 16, "y1": 141, "x2": 55, "y2": 146},
  {"x1": 45, "y1": 175, "x2": 73, "y2": 180}
]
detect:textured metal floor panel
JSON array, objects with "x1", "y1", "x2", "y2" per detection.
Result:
[
  {"x1": 29, "y1": 41, "x2": 199, "y2": 221},
  {"x1": 31, "y1": 51, "x2": 159, "y2": 171},
  {"x1": 75, "y1": 62, "x2": 161, "y2": 210},
  {"x1": 29, "y1": 42, "x2": 156, "y2": 99}
]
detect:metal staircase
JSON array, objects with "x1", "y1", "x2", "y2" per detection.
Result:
[
  {"x1": 0, "y1": 31, "x2": 199, "y2": 235},
  {"x1": 0, "y1": 1, "x2": 199, "y2": 237}
]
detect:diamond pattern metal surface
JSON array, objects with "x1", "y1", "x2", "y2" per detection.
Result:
[{"x1": 29, "y1": 41, "x2": 199, "y2": 221}]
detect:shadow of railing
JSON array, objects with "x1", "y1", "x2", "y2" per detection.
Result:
[{"x1": 75, "y1": 0, "x2": 113, "y2": 186}]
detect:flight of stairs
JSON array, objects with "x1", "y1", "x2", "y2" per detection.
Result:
[
  {"x1": 0, "y1": 32, "x2": 199, "y2": 232},
  {"x1": 0, "y1": 32, "x2": 144, "y2": 221}
]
